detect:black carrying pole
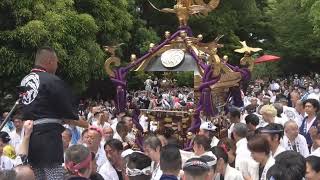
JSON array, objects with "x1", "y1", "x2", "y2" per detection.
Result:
[{"x1": 0, "y1": 99, "x2": 20, "y2": 131}]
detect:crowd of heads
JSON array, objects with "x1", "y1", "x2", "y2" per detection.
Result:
[
  {"x1": 127, "y1": 76, "x2": 194, "y2": 110},
  {"x1": 1, "y1": 71, "x2": 320, "y2": 180}
]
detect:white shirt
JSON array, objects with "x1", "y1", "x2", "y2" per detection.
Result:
[
  {"x1": 307, "y1": 92, "x2": 320, "y2": 101},
  {"x1": 99, "y1": 159, "x2": 120, "y2": 180},
  {"x1": 310, "y1": 147, "x2": 320, "y2": 157},
  {"x1": 9, "y1": 129, "x2": 24, "y2": 152},
  {"x1": 87, "y1": 112, "x2": 94, "y2": 123},
  {"x1": 211, "y1": 136, "x2": 220, "y2": 147},
  {"x1": 113, "y1": 132, "x2": 124, "y2": 142},
  {"x1": 139, "y1": 114, "x2": 149, "y2": 132},
  {"x1": 235, "y1": 138, "x2": 255, "y2": 178},
  {"x1": 111, "y1": 119, "x2": 118, "y2": 132},
  {"x1": 270, "y1": 83, "x2": 280, "y2": 91},
  {"x1": 261, "y1": 156, "x2": 275, "y2": 180},
  {"x1": 275, "y1": 116, "x2": 286, "y2": 126},
  {"x1": 150, "y1": 161, "x2": 162, "y2": 180},
  {"x1": 0, "y1": 156, "x2": 14, "y2": 170},
  {"x1": 228, "y1": 123, "x2": 235, "y2": 139},
  {"x1": 215, "y1": 164, "x2": 244, "y2": 180},
  {"x1": 283, "y1": 106, "x2": 305, "y2": 128},
  {"x1": 92, "y1": 121, "x2": 110, "y2": 129},
  {"x1": 272, "y1": 145, "x2": 286, "y2": 158},
  {"x1": 283, "y1": 106, "x2": 296, "y2": 120},
  {"x1": 126, "y1": 131, "x2": 135, "y2": 143},
  {"x1": 294, "y1": 111, "x2": 304, "y2": 128},
  {"x1": 179, "y1": 150, "x2": 194, "y2": 166},
  {"x1": 150, "y1": 121, "x2": 158, "y2": 132},
  {"x1": 96, "y1": 146, "x2": 108, "y2": 171},
  {"x1": 281, "y1": 134, "x2": 309, "y2": 157},
  {"x1": 270, "y1": 95, "x2": 276, "y2": 104},
  {"x1": 243, "y1": 96, "x2": 251, "y2": 107},
  {"x1": 2, "y1": 126, "x2": 11, "y2": 134}
]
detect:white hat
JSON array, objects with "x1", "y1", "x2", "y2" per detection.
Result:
[{"x1": 200, "y1": 122, "x2": 217, "y2": 131}]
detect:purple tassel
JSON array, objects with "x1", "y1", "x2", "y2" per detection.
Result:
[
  {"x1": 135, "y1": 135, "x2": 144, "y2": 151},
  {"x1": 116, "y1": 86, "x2": 126, "y2": 112},
  {"x1": 230, "y1": 86, "x2": 244, "y2": 107}
]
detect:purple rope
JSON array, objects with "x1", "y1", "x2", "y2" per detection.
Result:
[
  {"x1": 123, "y1": 28, "x2": 188, "y2": 73},
  {"x1": 187, "y1": 64, "x2": 221, "y2": 133},
  {"x1": 188, "y1": 47, "x2": 208, "y2": 70},
  {"x1": 112, "y1": 28, "x2": 189, "y2": 113},
  {"x1": 225, "y1": 63, "x2": 252, "y2": 107},
  {"x1": 179, "y1": 26, "x2": 193, "y2": 37}
]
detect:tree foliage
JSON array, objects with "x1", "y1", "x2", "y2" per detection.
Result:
[
  {"x1": 0, "y1": 0, "x2": 105, "y2": 95},
  {"x1": 266, "y1": 0, "x2": 320, "y2": 73}
]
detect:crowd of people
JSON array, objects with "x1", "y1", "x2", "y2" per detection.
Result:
[
  {"x1": 0, "y1": 46, "x2": 320, "y2": 180},
  {"x1": 126, "y1": 76, "x2": 194, "y2": 111}
]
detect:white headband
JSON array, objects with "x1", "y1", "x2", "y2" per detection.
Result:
[
  {"x1": 206, "y1": 159, "x2": 217, "y2": 167},
  {"x1": 125, "y1": 164, "x2": 151, "y2": 177}
]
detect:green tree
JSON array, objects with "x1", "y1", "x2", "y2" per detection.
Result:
[
  {"x1": 265, "y1": 0, "x2": 320, "y2": 73},
  {"x1": 0, "y1": 0, "x2": 106, "y2": 98},
  {"x1": 174, "y1": 71, "x2": 194, "y2": 87},
  {"x1": 74, "y1": 0, "x2": 133, "y2": 45},
  {"x1": 252, "y1": 62, "x2": 281, "y2": 79}
]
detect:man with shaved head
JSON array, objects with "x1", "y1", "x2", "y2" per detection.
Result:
[
  {"x1": 19, "y1": 47, "x2": 81, "y2": 180},
  {"x1": 14, "y1": 165, "x2": 36, "y2": 180},
  {"x1": 281, "y1": 120, "x2": 309, "y2": 157}
]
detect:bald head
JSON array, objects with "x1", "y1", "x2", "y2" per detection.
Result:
[
  {"x1": 284, "y1": 120, "x2": 298, "y2": 129},
  {"x1": 284, "y1": 120, "x2": 299, "y2": 140},
  {"x1": 14, "y1": 165, "x2": 35, "y2": 180},
  {"x1": 35, "y1": 47, "x2": 58, "y2": 74}
]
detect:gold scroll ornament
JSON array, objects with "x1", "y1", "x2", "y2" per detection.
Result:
[{"x1": 104, "y1": 44, "x2": 124, "y2": 78}]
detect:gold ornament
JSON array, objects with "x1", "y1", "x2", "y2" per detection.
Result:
[
  {"x1": 104, "y1": 43, "x2": 124, "y2": 77},
  {"x1": 130, "y1": 54, "x2": 137, "y2": 62},
  {"x1": 165, "y1": 31, "x2": 171, "y2": 38},
  {"x1": 148, "y1": 0, "x2": 220, "y2": 26}
]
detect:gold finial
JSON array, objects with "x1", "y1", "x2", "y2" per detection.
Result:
[
  {"x1": 234, "y1": 41, "x2": 262, "y2": 54},
  {"x1": 148, "y1": 0, "x2": 220, "y2": 26},
  {"x1": 103, "y1": 43, "x2": 124, "y2": 56},
  {"x1": 130, "y1": 54, "x2": 137, "y2": 61},
  {"x1": 180, "y1": 30, "x2": 187, "y2": 38},
  {"x1": 234, "y1": 41, "x2": 261, "y2": 71},
  {"x1": 104, "y1": 43, "x2": 124, "y2": 77},
  {"x1": 165, "y1": 31, "x2": 171, "y2": 38}
]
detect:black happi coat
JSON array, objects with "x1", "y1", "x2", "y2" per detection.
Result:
[{"x1": 20, "y1": 67, "x2": 78, "y2": 167}]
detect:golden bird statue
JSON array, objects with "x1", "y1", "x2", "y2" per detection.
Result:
[{"x1": 148, "y1": 0, "x2": 220, "y2": 26}]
